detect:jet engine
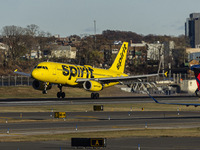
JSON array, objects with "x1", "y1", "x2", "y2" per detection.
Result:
[
  {"x1": 32, "y1": 80, "x2": 52, "y2": 91},
  {"x1": 83, "y1": 80, "x2": 103, "y2": 92}
]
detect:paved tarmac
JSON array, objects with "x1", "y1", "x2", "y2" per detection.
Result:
[
  {"x1": 2, "y1": 137, "x2": 200, "y2": 150},
  {"x1": 0, "y1": 96, "x2": 200, "y2": 149},
  {"x1": 0, "y1": 95, "x2": 197, "y2": 106},
  {"x1": 0, "y1": 111, "x2": 199, "y2": 137}
]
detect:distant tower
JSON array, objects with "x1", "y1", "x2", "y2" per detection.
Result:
[
  {"x1": 94, "y1": 20, "x2": 97, "y2": 50},
  {"x1": 185, "y1": 13, "x2": 200, "y2": 48}
]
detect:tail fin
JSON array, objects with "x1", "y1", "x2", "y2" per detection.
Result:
[
  {"x1": 109, "y1": 42, "x2": 128, "y2": 73},
  {"x1": 191, "y1": 65, "x2": 200, "y2": 90}
]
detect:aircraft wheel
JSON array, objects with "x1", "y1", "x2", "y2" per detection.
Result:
[
  {"x1": 95, "y1": 93, "x2": 99, "y2": 99},
  {"x1": 42, "y1": 90, "x2": 47, "y2": 94},
  {"x1": 57, "y1": 92, "x2": 61, "y2": 98},
  {"x1": 61, "y1": 92, "x2": 65, "y2": 98},
  {"x1": 91, "y1": 93, "x2": 99, "y2": 99},
  {"x1": 91, "y1": 93, "x2": 95, "y2": 99}
]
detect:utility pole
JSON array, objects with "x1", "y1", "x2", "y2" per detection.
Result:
[{"x1": 94, "y1": 20, "x2": 96, "y2": 50}]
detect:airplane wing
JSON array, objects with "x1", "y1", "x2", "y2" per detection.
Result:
[
  {"x1": 147, "y1": 92, "x2": 200, "y2": 107},
  {"x1": 14, "y1": 69, "x2": 31, "y2": 77},
  {"x1": 76, "y1": 73, "x2": 159, "y2": 83}
]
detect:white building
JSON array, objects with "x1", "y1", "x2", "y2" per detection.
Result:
[{"x1": 51, "y1": 46, "x2": 76, "y2": 59}]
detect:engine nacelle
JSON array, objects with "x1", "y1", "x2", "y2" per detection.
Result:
[
  {"x1": 32, "y1": 80, "x2": 52, "y2": 91},
  {"x1": 83, "y1": 80, "x2": 103, "y2": 92}
]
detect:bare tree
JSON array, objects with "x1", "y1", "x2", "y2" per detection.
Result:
[
  {"x1": 26, "y1": 24, "x2": 39, "y2": 36},
  {"x1": 2, "y1": 25, "x2": 26, "y2": 63}
]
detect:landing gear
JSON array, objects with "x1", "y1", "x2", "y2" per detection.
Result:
[
  {"x1": 195, "y1": 88, "x2": 200, "y2": 97},
  {"x1": 91, "y1": 93, "x2": 99, "y2": 99},
  {"x1": 57, "y1": 84, "x2": 65, "y2": 98},
  {"x1": 42, "y1": 82, "x2": 48, "y2": 94},
  {"x1": 42, "y1": 90, "x2": 47, "y2": 94}
]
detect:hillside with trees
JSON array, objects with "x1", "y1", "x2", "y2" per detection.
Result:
[{"x1": 0, "y1": 26, "x2": 189, "y2": 75}]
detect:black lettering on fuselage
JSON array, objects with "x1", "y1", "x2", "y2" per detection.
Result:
[
  {"x1": 62, "y1": 65, "x2": 69, "y2": 76},
  {"x1": 88, "y1": 67, "x2": 94, "y2": 78},
  {"x1": 62, "y1": 65, "x2": 94, "y2": 80},
  {"x1": 117, "y1": 44, "x2": 127, "y2": 70},
  {"x1": 79, "y1": 67, "x2": 85, "y2": 77},
  {"x1": 84, "y1": 66, "x2": 89, "y2": 78},
  {"x1": 69, "y1": 66, "x2": 77, "y2": 80}
]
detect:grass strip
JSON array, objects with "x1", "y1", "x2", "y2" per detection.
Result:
[
  {"x1": 1, "y1": 128, "x2": 200, "y2": 142},
  {"x1": 0, "y1": 102, "x2": 199, "y2": 112}
]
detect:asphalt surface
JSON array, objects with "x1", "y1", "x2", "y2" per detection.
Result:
[
  {"x1": 0, "y1": 95, "x2": 198, "y2": 106},
  {"x1": 2, "y1": 137, "x2": 200, "y2": 150},
  {"x1": 0, "y1": 96, "x2": 200, "y2": 149}
]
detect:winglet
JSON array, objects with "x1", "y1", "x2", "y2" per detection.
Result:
[
  {"x1": 14, "y1": 69, "x2": 18, "y2": 72},
  {"x1": 164, "y1": 71, "x2": 168, "y2": 77}
]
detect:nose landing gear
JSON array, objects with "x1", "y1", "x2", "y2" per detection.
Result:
[{"x1": 57, "y1": 84, "x2": 65, "y2": 98}]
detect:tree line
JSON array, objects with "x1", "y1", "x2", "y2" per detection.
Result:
[
  {"x1": 0, "y1": 25, "x2": 189, "y2": 75},
  {"x1": 0, "y1": 24, "x2": 55, "y2": 66}
]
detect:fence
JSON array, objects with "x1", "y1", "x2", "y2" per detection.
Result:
[
  {"x1": 147, "y1": 73, "x2": 195, "y2": 83},
  {"x1": 0, "y1": 73, "x2": 196, "y2": 87},
  {"x1": 0, "y1": 75, "x2": 34, "y2": 86}
]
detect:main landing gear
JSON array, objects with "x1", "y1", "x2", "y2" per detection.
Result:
[
  {"x1": 57, "y1": 84, "x2": 65, "y2": 98},
  {"x1": 91, "y1": 93, "x2": 99, "y2": 99}
]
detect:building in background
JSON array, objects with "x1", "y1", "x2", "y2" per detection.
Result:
[
  {"x1": 185, "y1": 13, "x2": 200, "y2": 48},
  {"x1": 51, "y1": 46, "x2": 76, "y2": 59},
  {"x1": 0, "y1": 43, "x2": 8, "y2": 65}
]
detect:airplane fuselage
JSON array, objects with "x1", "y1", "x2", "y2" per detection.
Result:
[{"x1": 31, "y1": 62, "x2": 128, "y2": 88}]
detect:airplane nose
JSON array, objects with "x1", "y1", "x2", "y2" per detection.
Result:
[{"x1": 31, "y1": 69, "x2": 39, "y2": 79}]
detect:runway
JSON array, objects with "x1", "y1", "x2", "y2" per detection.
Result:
[
  {"x1": 0, "y1": 111, "x2": 200, "y2": 134},
  {"x1": 0, "y1": 96, "x2": 200, "y2": 149},
  {"x1": 0, "y1": 95, "x2": 198, "y2": 106}
]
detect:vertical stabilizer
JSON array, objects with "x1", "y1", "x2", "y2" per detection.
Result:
[
  {"x1": 191, "y1": 65, "x2": 200, "y2": 90},
  {"x1": 109, "y1": 42, "x2": 128, "y2": 73}
]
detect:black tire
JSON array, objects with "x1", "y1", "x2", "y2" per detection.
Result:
[
  {"x1": 91, "y1": 93, "x2": 95, "y2": 99},
  {"x1": 95, "y1": 93, "x2": 99, "y2": 99},
  {"x1": 42, "y1": 90, "x2": 47, "y2": 94},
  {"x1": 57, "y1": 92, "x2": 61, "y2": 98},
  {"x1": 61, "y1": 92, "x2": 65, "y2": 98}
]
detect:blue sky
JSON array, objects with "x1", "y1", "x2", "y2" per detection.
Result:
[{"x1": 0, "y1": 0, "x2": 200, "y2": 37}]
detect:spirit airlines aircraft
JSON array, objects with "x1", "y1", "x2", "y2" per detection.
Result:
[
  {"x1": 14, "y1": 42, "x2": 158, "y2": 99},
  {"x1": 148, "y1": 64, "x2": 200, "y2": 106}
]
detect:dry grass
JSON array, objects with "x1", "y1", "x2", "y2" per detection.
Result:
[
  {"x1": 0, "y1": 85, "x2": 135, "y2": 98},
  {"x1": 1, "y1": 128, "x2": 200, "y2": 142},
  {"x1": 0, "y1": 102, "x2": 198, "y2": 113}
]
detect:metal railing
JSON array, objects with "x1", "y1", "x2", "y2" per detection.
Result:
[{"x1": 0, "y1": 75, "x2": 34, "y2": 86}]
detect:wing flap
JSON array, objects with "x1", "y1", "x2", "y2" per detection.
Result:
[{"x1": 76, "y1": 73, "x2": 158, "y2": 83}]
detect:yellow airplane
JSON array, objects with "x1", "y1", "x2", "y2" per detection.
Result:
[{"x1": 14, "y1": 42, "x2": 158, "y2": 99}]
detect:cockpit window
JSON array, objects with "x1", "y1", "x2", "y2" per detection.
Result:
[
  {"x1": 37, "y1": 66, "x2": 42, "y2": 69},
  {"x1": 36, "y1": 66, "x2": 48, "y2": 70}
]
